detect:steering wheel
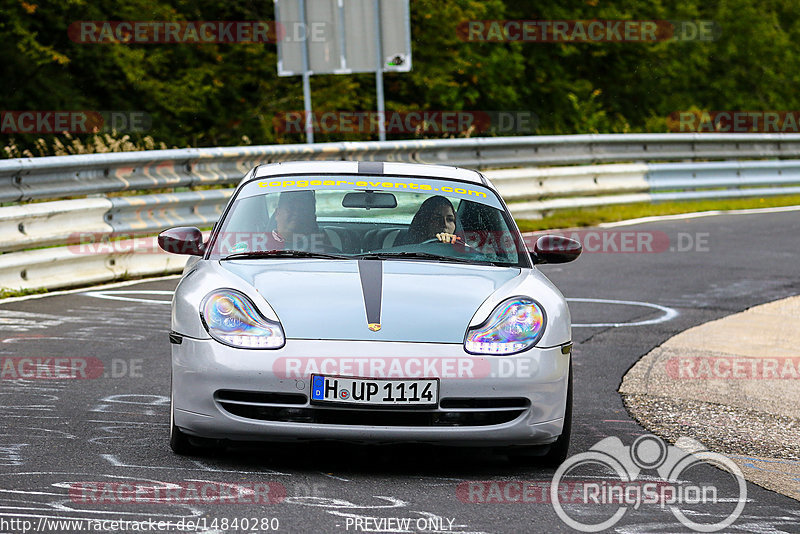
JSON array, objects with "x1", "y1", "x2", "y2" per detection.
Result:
[{"x1": 419, "y1": 237, "x2": 473, "y2": 249}]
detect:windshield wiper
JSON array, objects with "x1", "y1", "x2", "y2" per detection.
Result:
[
  {"x1": 356, "y1": 251, "x2": 517, "y2": 267},
  {"x1": 222, "y1": 249, "x2": 349, "y2": 260},
  {"x1": 354, "y1": 251, "x2": 475, "y2": 264}
]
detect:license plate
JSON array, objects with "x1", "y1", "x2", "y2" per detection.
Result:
[{"x1": 310, "y1": 375, "x2": 438, "y2": 406}]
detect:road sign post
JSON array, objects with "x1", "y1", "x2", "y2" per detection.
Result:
[{"x1": 275, "y1": 0, "x2": 412, "y2": 143}]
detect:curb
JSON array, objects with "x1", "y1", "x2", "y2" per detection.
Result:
[{"x1": 620, "y1": 295, "x2": 800, "y2": 502}]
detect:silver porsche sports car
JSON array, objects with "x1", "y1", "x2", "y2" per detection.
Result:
[{"x1": 159, "y1": 161, "x2": 581, "y2": 464}]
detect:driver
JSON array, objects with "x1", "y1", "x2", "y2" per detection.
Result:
[{"x1": 402, "y1": 195, "x2": 462, "y2": 245}]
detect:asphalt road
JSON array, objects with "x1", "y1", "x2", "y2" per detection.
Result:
[{"x1": 1, "y1": 209, "x2": 799, "y2": 533}]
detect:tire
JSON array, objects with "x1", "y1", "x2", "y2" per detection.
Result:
[
  {"x1": 169, "y1": 381, "x2": 196, "y2": 455},
  {"x1": 169, "y1": 418, "x2": 196, "y2": 455},
  {"x1": 169, "y1": 376, "x2": 218, "y2": 455},
  {"x1": 509, "y1": 359, "x2": 573, "y2": 467},
  {"x1": 538, "y1": 360, "x2": 573, "y2": 467},
  {"x1": 170, "y1": 421, "x2": 223, "y2": 455}
]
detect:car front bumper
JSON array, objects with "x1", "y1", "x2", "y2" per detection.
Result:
[{"x1": 172, "y1": 337, "x2": 571, "y2": 446}]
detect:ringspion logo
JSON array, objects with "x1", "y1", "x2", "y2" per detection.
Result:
[
  {"x1": 551, "y1": 435, "x2": 746, "y2": 532},
  {"x1": 458, "y1": 480, "x2": 675, "y2": 504}
]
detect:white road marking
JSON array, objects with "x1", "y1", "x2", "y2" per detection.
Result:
[
  {"x1": 0, "y1": 444, "x2": 27, "y2": 466},
  {"x1": 0, "y1": 309, "x2": 74, "y2": 332},
  {"x1": 282, "y1": 495, "x2": 406, "y2": 508},
  {"x1": 0, "y1": 489, "x2": 64, "y2": 496},
  {"x1": 0, "y1": 275, "x2": 181, "y2": 304},
  {"x1": 0, "y1": 415, "x2": 62, "y2": 419},
  {"x1": 568, "y1": 297, "x2": 678, "y2": 327},
  {"x1": 599, "y1": 204, "x2": 800, "y2": 228},
  {"x1": 0, "y1": 428, "x2": 75, "y2": 439},
  {"x1": 320, "y1": 472, "x2": 351, "y2": 482},
  {"x1": 86, "y1": 420, "x2": 168, "y2": 426},
  {"x1": 100, "y1": 454, "x2": 289, "y2": 475},
  {"x1": 82, "y1": 289, "x2": 173, "y2": 305}
]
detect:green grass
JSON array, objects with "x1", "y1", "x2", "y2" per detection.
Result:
[
  {"x1": 515, "y1": 194, "x2": 800, "y2": 232},
  {"x1": 0, "y1": 287, "x2": 48, "y2": 299}
]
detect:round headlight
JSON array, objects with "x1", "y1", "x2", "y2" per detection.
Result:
[
  {"x1": 201, "y1": 289, "x2": 285, "y2": 349},
  {"x1": 464, "y1": 297, "x2": 546, "y2": 355}
]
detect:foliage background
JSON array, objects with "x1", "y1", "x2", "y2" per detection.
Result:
[{"x1": 2, "y1": 0, "x2": 797, "y2": 156}]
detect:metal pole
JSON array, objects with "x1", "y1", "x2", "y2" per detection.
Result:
[
  {"x1": 299, "y1": 0, "x2": 314, "y2": 144},
  {"x1": 373, "y1": 0, "x2": 386, "y2": 142},
  {"x1": 337, "y1": 0, "x2": 347, "y2": 71}
]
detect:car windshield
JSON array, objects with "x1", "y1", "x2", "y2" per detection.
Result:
[{"x1": 208, "y1": 174, "x2": 526, "y2": 267}]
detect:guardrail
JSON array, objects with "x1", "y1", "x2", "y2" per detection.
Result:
[
  {"x1": 4, "y1": 133, "x2": 800, "y2": 204},
  {"x1": 2, "y1": 134, "x2": 800, "y2": 292},
  {"x1": 495, "y1": 159, "x2": 800, "y2": 217},
  {"x1": 105, "y1": 190, "x2": 233, "y2": 234}
]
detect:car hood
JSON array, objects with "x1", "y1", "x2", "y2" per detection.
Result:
[{"x1": 219, "y1": 259, "x2": 521, "y2": 343}]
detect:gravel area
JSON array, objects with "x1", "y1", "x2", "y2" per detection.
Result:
[{"x1": 622, "y1": 393, "x2": 800, "y2": 460}]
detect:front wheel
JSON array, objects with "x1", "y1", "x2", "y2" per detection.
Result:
[
  {"x1": 169, "y1": 383, "x2": 195, "y2": 455},
  {"x1": 169, "y1": 379, "x2": 219, "y2": 455},
  {"x1": 169, "y1": 418, "x2": 196, "y2": 455},
  {"x1": 509, "y1": 359, "x2": 573, "y2": 467}
]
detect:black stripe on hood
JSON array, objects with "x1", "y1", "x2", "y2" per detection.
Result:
[{"x1": 357, "y1": 259, "x2": 383, "y2": 326}]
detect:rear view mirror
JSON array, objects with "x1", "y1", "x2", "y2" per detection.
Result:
[
  {"x1": 342, "y1": 191, "x2": 397, "y2": 209},
  {"x1": 158, "y1": 227, "x2": 205, "y2": 256},
  {"x1": 530, "y1": 235, "x2": 582, "y2": 264}
]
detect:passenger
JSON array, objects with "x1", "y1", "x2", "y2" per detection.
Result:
[
  {"x1": 402, "y1": 195, "x2": 461, "y2": 245},
  {"x1": 269, "y1": 191, "x2": 334, "y2": 252}
]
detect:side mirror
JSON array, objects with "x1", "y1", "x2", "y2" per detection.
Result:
[
  {"x1": 530, "y1": 235, "x2": 582, "y2": 264},
  {"x1": 158, "y1": 227, "x2": 205, "y2": 256}
]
